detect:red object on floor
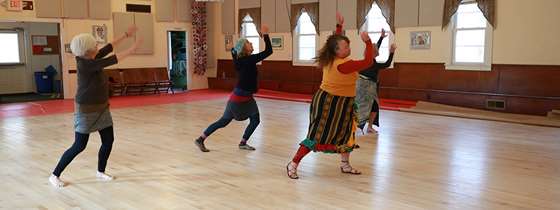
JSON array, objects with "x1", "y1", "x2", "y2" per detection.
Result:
[{"x1": 0, "y1": 89, "x2": 230, "y2": 119}]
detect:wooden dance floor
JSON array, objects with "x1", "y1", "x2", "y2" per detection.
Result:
[{"x1": 1, "y1": 97, "x2": 559, "y2": 209}]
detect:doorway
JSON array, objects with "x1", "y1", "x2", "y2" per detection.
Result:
[{"x1": 167, "y1": 31, "x2": 188, "y2": 91}]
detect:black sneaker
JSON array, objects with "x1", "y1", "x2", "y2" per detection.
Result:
[{"x1": 195, "y1": 138, "x2": 210, "y2": 152}]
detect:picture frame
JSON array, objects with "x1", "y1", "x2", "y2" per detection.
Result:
[
  {"x1": 271, "y1": 36, "x2": 283, "y2": 50},
  {"x1": 92, "y1": 24, "x2": 108, "y2": 44},
  {"x1": 410, "y1": 31, "x2": 431, "y2": 49},
  {"x1": 225, "y1": 34, "x2": 233, "y2": 51}
]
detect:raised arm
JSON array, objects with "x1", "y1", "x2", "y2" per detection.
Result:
[
  {"x1": 95, "y1": 44, "x2": 114, "y2": 59},
  {"x1": 245, "y1": 25, "x2": 273, "y2": 63},
  {"x1": 115, "y1": 36, "x2": 143, "y2": 62},
  {"x1": 376, "y1": 29, "x2": 388, "y2": 49},
  {"x1": 111, "y1": 26, "x2": 138, "y2": 48},
  {"x1": 337, "y1": 32, "x2": 377, "y2": 74},
  {"x1": 377, "y1": 44, "x2": 396, "y2": 69},
  {"x1": 335, "y1": 11, "x2": 344, "y2": 35}
]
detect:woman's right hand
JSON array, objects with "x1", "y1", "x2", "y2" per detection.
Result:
[
  {"x1": 127, "y1": 25, "x2": 138, "y2": 37},
  {"x1": 336, "y1": 11, "x2": 344, "y2": 26},
  {"x1": 261, "y1": 25, "x2": 269, "y2": 35}
]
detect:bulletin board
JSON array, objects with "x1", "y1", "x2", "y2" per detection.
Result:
[{"x1": 31, "y1": 35, "x2": 61, "y2": 55}]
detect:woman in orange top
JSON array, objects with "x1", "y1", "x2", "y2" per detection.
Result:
[{"x1": 286, "y1": 13, "x2": 378, "y2": 179}]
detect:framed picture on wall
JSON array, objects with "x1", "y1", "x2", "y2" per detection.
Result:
[
  {"x1": 92, "y1": 25, "x2": 108, "y2": 44},
  {"x1": 410, "y1": 31, "x2": 431, "y2": 49},
  {"x1": 271, "y1": 36, "x2": 283, "y2": 50},
  {"x1": 225, "y1": 34, "x2": 233, "y2": 51}
]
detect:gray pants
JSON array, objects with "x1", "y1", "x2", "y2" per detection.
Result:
[{"x1": 355, "y1": 78, "x2": 378, "y2": 128}]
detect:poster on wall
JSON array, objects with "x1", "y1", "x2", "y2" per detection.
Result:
[
  {"x1": 92, "y1": 25, "x2": 108, "y2": 44},
  {"x1": 22, "y1": 1, "x2": 33, "y2": 10},
  {"x1": 224, "y1": 34, "x2": 233, "y2": 51},
  {"x1": 410, "y1": 31, "x2": 431, "y2": 49},
  {"x1": 271, "y1": 36, "x2": 283, "y2": 50}
]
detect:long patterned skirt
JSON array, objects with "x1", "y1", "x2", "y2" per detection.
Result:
[{"x1": 299, "y1": 89, "x2": 358, "y2": 154}]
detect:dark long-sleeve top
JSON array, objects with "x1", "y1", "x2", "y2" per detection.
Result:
[
  {"x1": 231, "y1": 34, "x2": 273, "y2": 95},
  {"x1": 75, "y1": 44, "x2": 118, "y2": 105},
  {"x1": 359, "y1": 36, "x2": 394, "y2": 82}
]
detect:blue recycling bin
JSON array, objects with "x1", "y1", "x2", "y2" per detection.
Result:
[{"x1": 34, "y1": 72, "x2": 53, "y2": 93}]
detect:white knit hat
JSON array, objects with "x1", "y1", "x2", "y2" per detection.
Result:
[{"x1": 70, "y1": 33, "x2": 97, "y2": 57}]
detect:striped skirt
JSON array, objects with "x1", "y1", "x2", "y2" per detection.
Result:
[{"x1": 299, "y1": 89, "x2": 358, "y2": 153}]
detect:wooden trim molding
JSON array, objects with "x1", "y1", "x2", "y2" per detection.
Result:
[{"x1": 209, "y1": 59, "x2": 560, "y2": 116}]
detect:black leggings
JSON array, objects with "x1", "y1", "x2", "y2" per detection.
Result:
[
  {"x1": 371, "y1": 100, "x2": 380, "y2": 126},
  {"x1": 52, "y1": 126, "x2": 114, "y2": 177},
  {"x1": 203, "y1": 113, "x2": 260, "y2": 141}
]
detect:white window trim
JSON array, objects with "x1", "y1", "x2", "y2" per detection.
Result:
[
  {"x1": 446, "y1": 2, "x2": 493, "y2": 71},
  {"x1": 292, "y1": 13, "x2": 318, "y2": 66}
]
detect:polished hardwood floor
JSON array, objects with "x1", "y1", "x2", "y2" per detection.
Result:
[{"x1": 1, "y1": 98, "x2": 559, "y2": 209}]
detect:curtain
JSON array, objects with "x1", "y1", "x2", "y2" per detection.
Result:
[
  {"x1": 290, "y1": 3, "x2": 319, "y2": 34},
  {"x1": 443, "y1": 0, "x2": 463, "y2": 29},
  {"x1": 375, "y1": 0, "x2": 395, "y2": 32},
  {"x1": 443, "y1": 0, "x2": 496, "y2": 29},
  {"x1": 238, "y1": 8, "x2": 262, "y2": 34},
  {"x1": 357, "y1": 0, "x2": 395, "y2": 32},
  {"x1": 357, "y1": 0, "x2": 374, "y2": 30},
  {"x1": 476, "y1": 0, "x2": 496, "y2": 28}
]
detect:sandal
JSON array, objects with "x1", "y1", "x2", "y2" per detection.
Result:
[
  {"x1": 286, "y1": 161, "x2": 299, "y2": 179},
  {"x1": 340, "y1": 161, "x2": 362, "y2": 175}
]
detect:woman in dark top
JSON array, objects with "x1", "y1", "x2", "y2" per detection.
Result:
[
  {"x1": 49, "y1": 26, "x2": 142, "y2": 188},
  {"x1": 195, "y1": 25, "x2": 272, "y2": 152},
  {"x1": 356, "y1": 29, "x2": 397, "y2": 134}
]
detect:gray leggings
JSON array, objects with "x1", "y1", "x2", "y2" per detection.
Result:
[{"x1": 204, "y1": 113, "x2": 260, "y2": 140}]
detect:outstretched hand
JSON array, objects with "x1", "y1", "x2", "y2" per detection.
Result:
[
  {"x1": 127, "y1": 25, "x2": 138, "y2": 37},
  {"x1": 360, "y1": 31, "x2": 371, "y2": 43},
  {"x1": 381, "y1": 28, "x2": 388, "y2": 38},
  {"x1": 261, "y1": 25, "x2": 269, "y2": 34},
  {"x1": 336, "y1": 11, "x2": 344, "y2": 26}
]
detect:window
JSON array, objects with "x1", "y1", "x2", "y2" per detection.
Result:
[
  {"x1": 362, "y1": 2, "x2": 392, "y2": 62},
  {"x1": 294, "y1": 11, "x2": 317, "y2": 64},
  {"x1": 240, "y1": 14, "x2": 259, "y2": 55},
  {"x1": 0, "y1": 32, "x2": 23, "y2": 65},
  {"x1": 450, "y1": 1, "x2": 493, "y2": 70}
]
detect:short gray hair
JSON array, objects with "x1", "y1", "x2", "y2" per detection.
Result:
[{"x1": 70, "y1": 33, "x2": 97, "y2": 57}]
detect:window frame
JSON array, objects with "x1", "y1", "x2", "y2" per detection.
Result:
[
  {"x1": 292, "y1": 11, "x2": 318, "y2": 66},
  {"x1": 447, "y1": 1, "x2": 493, "y2": 71},
  {"x1": 362, "y1": 2, "x2": 393, "y2": 64},
  {"x1": 0, "y1": 30, "x2": 25, "y2": 66},
  {"x1": 240, "y1": 14, "x2": 260, "y2": 55}
]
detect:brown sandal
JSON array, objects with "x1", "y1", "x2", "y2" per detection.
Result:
[
  {"x1": 286, "y1": 162, "x2": 299, "y2": 179},
  {"x1": 340, "y1": 161, "x2": 362, "y2": 175}
]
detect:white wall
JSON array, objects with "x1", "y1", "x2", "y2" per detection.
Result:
[
  {"x1": 0, "y1": 0, "x2": 209, "y2": 99},
  {"x1": 213, "y1": 0, "x2": 560, "y2": 67}
]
